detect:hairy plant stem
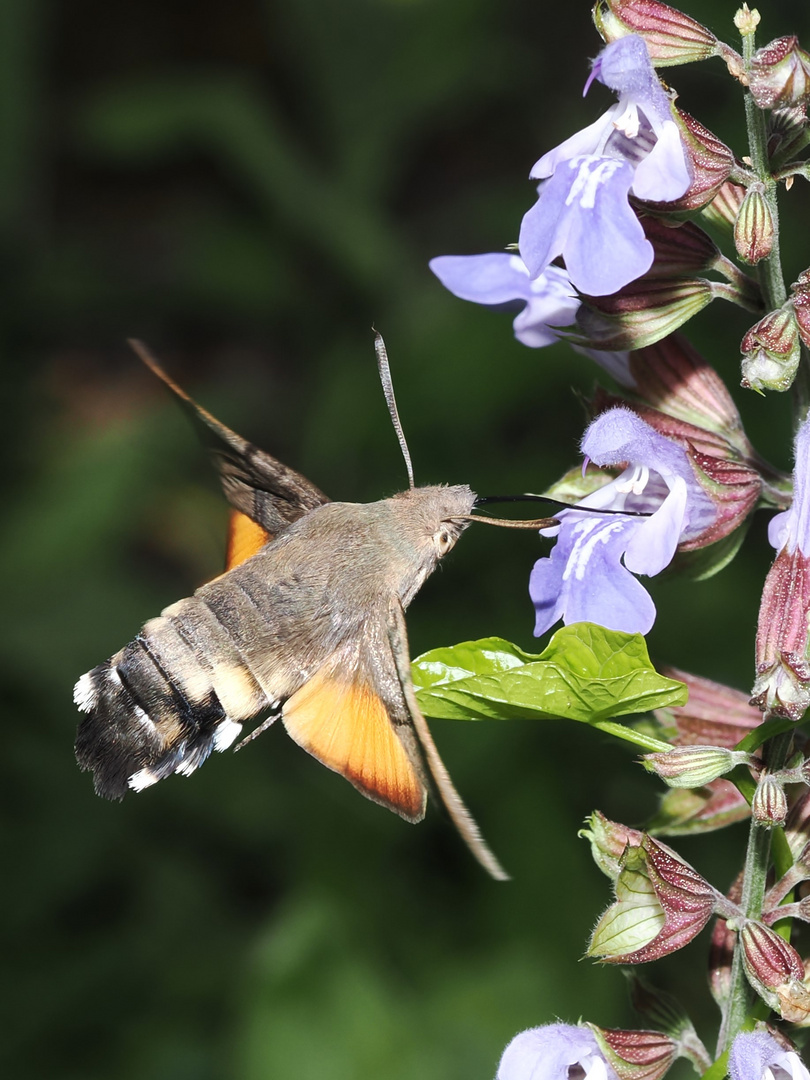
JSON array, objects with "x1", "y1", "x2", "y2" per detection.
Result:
[
  {"x1": 720, "y1": 733, "x2": 794, "y2": 1052},
  {"x1": 739, "y1": 23, "x2": 810, "y2": 422},
  {"x1": 719, "y1": 27, "x2": 797, "y2": 1046}
]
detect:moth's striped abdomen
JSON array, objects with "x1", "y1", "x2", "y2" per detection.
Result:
[{"x1": 74, "y1": 596, "x2": 272, "y2": 799}]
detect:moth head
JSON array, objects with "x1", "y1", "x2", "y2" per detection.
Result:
[{"x1": 392, "y1": 483, "x2": 476, "y2": 555}]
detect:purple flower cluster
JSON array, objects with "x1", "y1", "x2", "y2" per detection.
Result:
[{"x1": 430, "y1": 35, "x2": 690, "y2": 346}]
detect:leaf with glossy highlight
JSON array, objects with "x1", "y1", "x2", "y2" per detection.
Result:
[{"x1": 412, "y1": 624, "x2": 687, "y2": 727}]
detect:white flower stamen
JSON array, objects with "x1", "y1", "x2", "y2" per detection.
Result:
[
  {"x1": 613, "y1": 101, "x2": 641, "y2": 139},
  {"x1": 616, "y1": 464, "x2": 651, "y2": 496}
]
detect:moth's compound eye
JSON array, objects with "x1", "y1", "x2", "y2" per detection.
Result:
[{"x1": 435, "y1": 528, "x2": 454, "y2": 554}]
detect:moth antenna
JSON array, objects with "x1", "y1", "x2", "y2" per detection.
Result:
[{"x1": 373, "y1": 330, "x2": 415, "y2": 490}]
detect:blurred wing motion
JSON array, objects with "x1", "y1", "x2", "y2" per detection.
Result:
[
  {"x1": 75, "y1": 346, "x2": 330, "y2": 797},
  {"x1": 128, "y1": 338, "x2": 329, "y2": 567}
]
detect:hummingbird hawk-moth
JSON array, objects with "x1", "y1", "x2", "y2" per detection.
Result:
[{"x1": 74, "y1": 338, "x2": 560, "y2": 880}]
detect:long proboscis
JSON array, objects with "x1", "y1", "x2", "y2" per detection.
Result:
[{"x1": 459, "y1": 493, "x2": 653, "y2": 529}]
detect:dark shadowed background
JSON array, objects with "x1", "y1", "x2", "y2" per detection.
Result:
[{"x1": 2, "y1": 1, "x2": 809, "y2": 1076}]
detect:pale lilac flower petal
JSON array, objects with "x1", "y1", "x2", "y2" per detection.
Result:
[
  {"x1": 769, "y1": 509, "x2": 791, "y2": 550},
  {"x1": 429, "y1": 254, "x2": 578, "y2": 347},
  {"x1": 519, "y1": 157, "x2": 652, "y2": 295},
  {"x1": 623, "y1": 476, "x2": 686, "y2": 574},
  {"x1": 530, "y1": 112, "x2": 616, "y2": 180},
  {"x1": 632, "y1": 120, "x2": 691, "y2": 201},
  {"x1": 530, "y1": 408, "x2": 716, "y2": 636},
  {"x1": 497, "y1": 1023, "x2": 618, "y2": 1080},
  {"x1": 770, "y1": 414, "x2": 810, "y2": 554},
  {"x1": 429, "y1": 253, "x2": 536, "y2": 306},
  {"x1": 729, "y1": 1032, "x2": 809, "y2": 1080},
  {"x1": 531, "y1": 514, "x2": 657, "y2": 636}
]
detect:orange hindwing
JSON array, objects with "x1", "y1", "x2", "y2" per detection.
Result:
[{"x1": 282, "y1": 667, "x2": 425, "y2": 822}]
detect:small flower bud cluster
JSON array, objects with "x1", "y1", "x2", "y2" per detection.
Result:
[{"x1": 741, "y1": 306, "x2": 802, "y2": 393}]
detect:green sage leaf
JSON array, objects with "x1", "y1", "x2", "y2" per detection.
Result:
[{"x1": 412, "y1": 624, "x2": 687, "y2": 731}]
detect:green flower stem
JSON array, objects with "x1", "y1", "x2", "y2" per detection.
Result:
[
  {"x1": 711, "y1": 280, "x2": 765, "y2": 314},
  {"x1": 741, "y1": 31, "x2": 787, "y2": 313},
  {"x1": 718, "y1": 820, "x2": 771, "y2": 1053},
  {"x1": 720, "y1": 732, "x2": 794, "y2": 1051},
  {"x1": 713, "y1": 253, "x2": 762, "y2": 305},
  {"x1": 740, "y1": 20, "x2": 810, "y2": 419},
  {"x1": 588, "y1": 719, "x2": 671, "y2": 753}
]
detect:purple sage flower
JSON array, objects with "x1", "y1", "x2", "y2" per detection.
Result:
[
  {"x1": 531, "y1": 407, "x2": 716, "y2": 637},
  {"x1": 519, "y1": 35, "x2": 691, "y2": 296},
  {"x1": 729, "y1": 1032, "x2": 809, "y2": 1080},
  {"x1": 497, "y1": 1023, "x2": 618, "y2": 1080},
  {"x1": 429, "y1": 254, "x2": 579, "y2": 347}
]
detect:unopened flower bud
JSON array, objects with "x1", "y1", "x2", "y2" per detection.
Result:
[
  {"x1": 588, "y1": 834, "x2": 719, "y2": 963},
  {"x1": 592, "y1": 0, "x2": 718, "y2": 66},
  {"x1": 790, "y1": 271, "x2": 810, "y2": 351},
  {"x1": 587, "y1": 1025, "x2": 678, "y2": 1080},
  {"x1": 734, "y1": 184, "x2": 775, "y2": 264},
  {"x1": 740, "y1": 307, "x2": 802, "y2": 393},
  {"x1": 734, "y1": 5, "x2": 761, "y2": 38},
  {"x1": 749, "y1": 36, "x2": 810, "y2": 110},
  {"x1": 753, "y1": 414, "x2": 810, "y2": 718},
  {"x1": 702, "y1": 180, "x2": 747, "y2": 234},
  {"x1": 740, "y1": 921, "x2": 810, "y2": 1022},
  {"x1": 752, "y1": 556, "x2": 810, "y2": 719},
  {"x1": 577, "y1": 279, "x2": 715, "y2": 351},
  {"x1": 752, "y1": 772, "x2": 789, "y2": 827},
  {"x1": 644, "y1": 745, "x2": 749, "y2": 787}
]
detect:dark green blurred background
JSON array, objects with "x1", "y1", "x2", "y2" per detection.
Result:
[{"x1": 2, "y1": 1, "x2": 808, "y2": 1076}]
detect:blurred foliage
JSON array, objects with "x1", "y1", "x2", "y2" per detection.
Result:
[{"x1": 1, "y1": 0, "x2": 809, "y2": 1076}]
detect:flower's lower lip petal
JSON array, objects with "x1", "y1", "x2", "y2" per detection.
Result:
[
  {"x1": 563, "y1": 163, "x2": 653, "y2": 295},
  {"x1": 513, "y1": 289, "x2": 581, "y2": 347},
  {"x1": 562, "y1": 547, "x2": 657, "y2": 634},
  {"x1": 623, "y1": 479, "x2": 687, "y2": 575},
  {"x1": 531, "y1": 517, "x2": 656, "y2": 636},
  {"x1": 518, "y1": 176, "x2": 571, "y2": 279},
  {"x1": 631, "y1": 121, "x2": 691, "y2": 201},
  {"x1": 428, "y1": 253, "x2": 534, "y2": 304},
  {"x1": 530, "y1": 548, "x2": 568, "y2": 637}
]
